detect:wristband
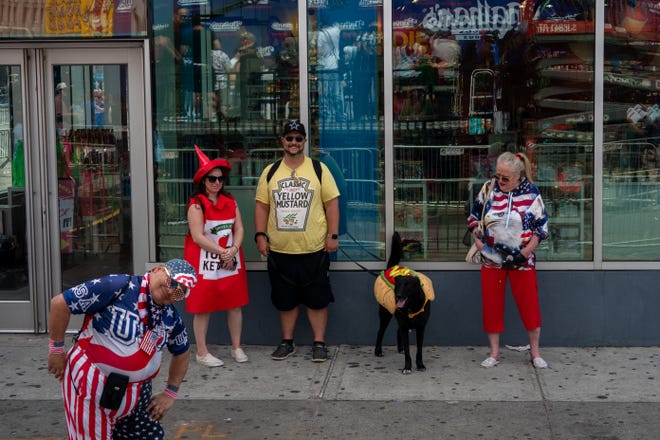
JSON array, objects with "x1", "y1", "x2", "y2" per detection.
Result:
[
  {"x1": 327, "y1": 233, "x2": 338, "y2": 240},
  {"x1": 254, "y1": 232, "x2": 269, "y2": 243},
  {"x1": 164, "y1": 383, "x2": 179, "y2": 399},
  {"x1": 49, "y1": 338, "x2": 65, "y2": 354}
]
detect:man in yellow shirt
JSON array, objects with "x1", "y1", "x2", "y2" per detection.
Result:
[{"x1": 254, "y1": 120, "x2": 340, "y2": 362}]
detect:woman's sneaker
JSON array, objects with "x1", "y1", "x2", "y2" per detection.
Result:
[
  {"x1": 196, "y1": 353, "x2": 224, "y2": 367},
  {"x1": 271, "y1": 342, "x2": 295, "y2": 360},
  {"x1": 231, "y1": 347, "x2": 249, "y2": 363}
]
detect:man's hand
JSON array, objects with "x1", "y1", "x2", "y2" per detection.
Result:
[
  {"x1": 325, "y1": 236, "x2": 339, "y2": 253},
  {"x1": 48, "y1": 353, "x2": 67, "y2": 382},
  {"x1": 147, "y1": 392, "x2": 175, "y2": 421}
]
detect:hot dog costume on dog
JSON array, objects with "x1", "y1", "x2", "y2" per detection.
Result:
[{"x1": 374, "y1": 265, "x2": 436, "y2": 314}]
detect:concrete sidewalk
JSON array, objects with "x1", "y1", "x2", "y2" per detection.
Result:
[{"x1": 1, "y1": 334, "x2": 658, "y2": 439}]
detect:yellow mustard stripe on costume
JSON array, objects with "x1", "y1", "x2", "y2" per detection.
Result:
[
  {"x1": 373, "y1": 265, "x2": 436, "y2": 314},
  {"x1": 374, "y1": 276, "x2": 397, "y2": 314}
]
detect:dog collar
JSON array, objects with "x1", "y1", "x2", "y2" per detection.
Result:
[{"x1": 408, "y1": 297, "x2": 429, "y2": 319}]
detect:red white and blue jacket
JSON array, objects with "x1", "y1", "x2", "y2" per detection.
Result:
[
  {"x1": 62, "y1": 274, "x2": 189, "y2": 382},
  {"x1": 468, "y1": 178, "x2": 549, "y2": 269}
]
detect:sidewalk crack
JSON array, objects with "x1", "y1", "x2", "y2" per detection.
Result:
[{"x1": 317, "y1": 345, "x2": 339, "y2": 399}]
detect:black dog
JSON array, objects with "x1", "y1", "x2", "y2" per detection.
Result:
[{"x1": 374, "y1": 232, "x2": 432, "y2": 374}]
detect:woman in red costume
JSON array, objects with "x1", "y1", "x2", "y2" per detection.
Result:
[{"x1": 184, "y1": 146, "x2": 249, "y2": 367}]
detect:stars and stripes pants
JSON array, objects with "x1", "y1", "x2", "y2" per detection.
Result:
[{"x1": 62, "y1": 345, "x2": 164, "y2": 439}]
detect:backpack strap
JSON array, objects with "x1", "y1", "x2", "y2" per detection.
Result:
[
  {"x1": 266, "y1": 158, "x2": 322, "y2": 183},
  {"x1": 266, "y1": 158, "x2": 283, "y2": 183},
  {"x1": 312, "y1": 159, "x2": 323, "y2": 183}
]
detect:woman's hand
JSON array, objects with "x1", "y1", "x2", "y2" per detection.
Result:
[
  {"x1": 472, "y1": 231, "x2": 484, "y2": 251},
  {"x1": 219, "y1": 245, "x2": 238, "y2": 263}
]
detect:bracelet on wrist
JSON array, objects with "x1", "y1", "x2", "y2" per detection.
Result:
[
  {"x1": 49, "y1": 338, "x2": 65, "y2": 354},
  {"x1": 164, "y1": 383, "x2": 179, "y2": 399}
]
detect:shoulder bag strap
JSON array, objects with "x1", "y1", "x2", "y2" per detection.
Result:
[{"x1": 479, "y1": 178, "x2": 495, "y2": 231}]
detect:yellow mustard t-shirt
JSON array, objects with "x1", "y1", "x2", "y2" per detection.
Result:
[{"x1": 255, "y1": 157, "x2": 340, "y2": 254}]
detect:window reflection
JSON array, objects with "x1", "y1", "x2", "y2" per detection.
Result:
[
  {"x1": 152, "y1": 0, "x2": 302, "y2": 261},
  {"x1": 308, "y1": 4, "x2": 385, "y2": 261},
  {"x1": 0, "y1": 65, "x2": 29, "y2": 300},
  {"x1": 603, "y1": 0, "x2": 659, "y2": 261},
  {"x1": 151, "y1": 0, "x2": 658, "y2": 264},
  {"x1": 392, "y1": 0, "x2": 596, "y2": 261}
]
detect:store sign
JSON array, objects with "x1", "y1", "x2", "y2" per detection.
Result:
[
  {"x1": 42, "y1": 0, "x2": 146, "y2": 37},
  {"x1": 177, "y1": 0, "x2": 209, "y2": 6},
  {"x1": 534, "y1": 20, "x2": 594, "y2": 35},
  {"x1": 416, "y1": 0, "x2": 521, "y2": 39},
  {"x1": 210, "y1": 21, "x2": 243, "y2": 33},
  {"x1": 605, "y1": 72, "x2": 657, "y2": 91}
]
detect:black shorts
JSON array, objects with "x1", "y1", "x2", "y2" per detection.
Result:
[{"x1": 267, "y1": 249, "x2": 334, "y2": 311}]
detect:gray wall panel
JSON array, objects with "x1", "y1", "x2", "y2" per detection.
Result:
[{"x1": 175, "y1": 270, "x2": 660, "y2": 347}]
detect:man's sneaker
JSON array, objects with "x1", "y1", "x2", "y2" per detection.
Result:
[
  {"x1": 312, "y1": 343, "x2": 328, "y2": 362},
  {"x1": 271, "y1": 342, "x2": 295, "y2": 360}
]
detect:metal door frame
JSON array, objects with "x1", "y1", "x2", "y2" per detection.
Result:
[{"x1": 0, "y1": 42, "x2": 150, "y2": 332}]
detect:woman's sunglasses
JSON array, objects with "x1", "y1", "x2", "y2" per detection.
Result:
[
  {"x1": 494, "y1": 174, "x2": 511, "y2": 183},
  {"x1": 284, "y1": 136, "x2": 304, "y2": 142},
  {"x1": 206, "y1": 175, "x2": 225, "y2": 183}
]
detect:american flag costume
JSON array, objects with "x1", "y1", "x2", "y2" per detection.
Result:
[{"x1": 60, "y1": 261, "x2": 193, "y2": 440}]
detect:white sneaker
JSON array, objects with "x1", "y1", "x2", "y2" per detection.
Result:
[
  {"x1": 480, "y1": 356, "x2": 499, "y2": 368},
  {"x1": 196, "y1": 353, "x2": 224, "y2": 367},
  {"x1": 231, "y1": 347, "x2": 248, "y2": 363},
  {"x1": 533, "y1": 357, "x2": 548, "y2": 369}
]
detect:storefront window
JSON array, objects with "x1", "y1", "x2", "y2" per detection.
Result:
[
  {"x1": 307, "y1": 2, "x2": 385, "y2": 261},
  {"x1": 392, "y1": 0, "x2": 595, "y2": 261},
  {"x1": 151, "y1": 0, "x2": 657, "y2": 265},
  {"x1": 152, "y1": 0, "x2": 301, "y2": 261},
  {"x1": 602, "y1": 0, "x2": 659, "y2": 260}
]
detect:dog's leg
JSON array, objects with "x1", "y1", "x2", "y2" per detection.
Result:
[
  {"x1": 400, "y1": 327, "x2": 412, "y2": 374},
  {"x1": 415, "y1": 326, "x2": 426, "y2": 372},
  {"x1": 375, "y1": 305, "x2": 392, "y2": 357},
  {"x1": 396, "y1": 325, "x2": 404, "y2": 353}
]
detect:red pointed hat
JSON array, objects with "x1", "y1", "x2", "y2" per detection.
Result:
[{"x1": 193, "y1": 145, "x2": 231, "y2": 184}]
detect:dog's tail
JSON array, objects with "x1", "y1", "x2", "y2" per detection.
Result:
[{"x1": 386, "y1": 231, "x2": 403, "y2": 269}]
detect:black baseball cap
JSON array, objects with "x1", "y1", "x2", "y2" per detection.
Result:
[{"x1": 282, "y1": 120, "x2": 306, "y2": 137}]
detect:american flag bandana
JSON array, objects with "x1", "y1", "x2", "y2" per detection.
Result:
[{"x1": 137, "y1": 274, "x2": 161, "y2": 355}]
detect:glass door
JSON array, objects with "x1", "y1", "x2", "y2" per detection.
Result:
[
  {"x1": 0, "y1": 45, "x2": 149, "y2": 332},
  {"x1": 0, "y1": 50, "x2": 31, "y2": 331},
  {"x1": 46, "y1": 47, "x2": 150, "y2": 323},
  {"x1": 53, "y1": 62, "x2": 134, "y2": 288}
]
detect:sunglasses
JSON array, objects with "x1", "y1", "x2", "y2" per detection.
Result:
[
  {"x1": 206, "y1": 175, "x2": 224, "y2": 183},
  {"x1": 284, "y1": 136, "x2": 304, "y2": 142},
  {"x1": 162, "y1": 266, "x2": 187, "y2": 301},
  {"x1": 494, "y1": 174, "x2": 512, "y2": 183}
]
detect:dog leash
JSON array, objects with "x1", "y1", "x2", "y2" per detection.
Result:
[{"x1": 338, "y1": 246, "x2": 381, "y2": 277}]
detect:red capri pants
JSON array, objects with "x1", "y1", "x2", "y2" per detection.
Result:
[{"x1": 480, "y1": 266, "x2": 542, "y2": 333}]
